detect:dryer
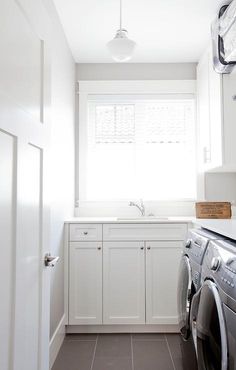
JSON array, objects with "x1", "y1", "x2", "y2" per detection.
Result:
[
  {"x1": 177, "y1": 228, "x2": 226, "y2": 370},
  {"x1": 193, "y1": 239, "x2": 236, "y2": 370},
  {"x1": 178, "y1": 228, "x2": 224, "y2": 339}
]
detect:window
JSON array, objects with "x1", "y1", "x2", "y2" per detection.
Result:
[{"x1": 79, "y1": 86, "x2": 196, "y2": 201}]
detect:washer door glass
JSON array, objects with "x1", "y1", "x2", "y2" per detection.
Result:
[
  {"x1": 177, "y1": 256, "x2": 193, "y2": 339},
  {"x1": 196, "y1": 280, "x2": 228, "y2": 370}
]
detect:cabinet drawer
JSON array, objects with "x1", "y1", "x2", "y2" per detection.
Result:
[
  {"x1": 103, "y1": 223, "x2": 187, "y2": 241},
  {"x1": 69, "y1": 224, "x2": 102, "y2": 241}
]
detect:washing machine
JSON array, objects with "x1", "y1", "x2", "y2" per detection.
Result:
[
  {"x1": 193, "y1": 238, "x2": 236, "y2": 370},
  {"x1": 177, "y1": 228, "x2": 226, "y2": 370}
]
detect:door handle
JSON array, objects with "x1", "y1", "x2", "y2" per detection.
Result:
[
  {"x1": 44, "y1": 253, "x2": 59, "y2": 267},
  {"x1": 203, "y1": 146, "x2": 211, "y2": 164}
]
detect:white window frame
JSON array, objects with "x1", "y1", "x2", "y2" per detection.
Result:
[{"x1": 76, "y1": 80, "x2": 197, "y2": 203}]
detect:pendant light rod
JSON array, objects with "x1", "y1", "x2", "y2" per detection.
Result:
[{"x1": 120, "y1": 0, "x2": 122, "y2": 31}]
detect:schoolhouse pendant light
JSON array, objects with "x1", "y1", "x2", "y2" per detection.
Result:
[{"x1": 107, "y1": 0, "x2": 136, "y2": 62}]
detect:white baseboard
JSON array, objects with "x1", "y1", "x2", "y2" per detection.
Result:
[
  {"x1": 49, "y1": 314, "x2": 66, "y2": 369},
  {"x1": 66, "y1": 324, "x2": 179, "y2": 334}
]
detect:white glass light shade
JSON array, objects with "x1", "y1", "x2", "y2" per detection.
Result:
[{"x1": 107, "y1": 29, "x2": 136, "y2": 62}]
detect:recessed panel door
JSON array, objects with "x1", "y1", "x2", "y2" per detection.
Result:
[
  {"x1": 0, "y1": 1, "x2": 51, "y2": 369},
  {"x1": 146, "y1": 241, "x2": 182, "y2": 324},
  {"x1": 103, "y1": 241, "x2": 145, "y2": 324},
  {"x1": 69, "y1": 242, "x2": 103, "y2": 325}
]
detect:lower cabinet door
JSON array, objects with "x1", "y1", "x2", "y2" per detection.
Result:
[
  {"x1": 103, "y1": 241, "x2": 145, "y2": 324},
  {"x1": 146, "y1": 241, "x2": 182, "y2": 325},
  {"x1": 69, "y1": 242, "x2": 102, "y2": 325}
]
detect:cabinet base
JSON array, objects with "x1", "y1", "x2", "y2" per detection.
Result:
[{"x1": 66, "y1": 324, "x2": 179, "y2": 334}]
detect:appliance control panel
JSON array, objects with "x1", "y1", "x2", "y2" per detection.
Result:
[
  {"x1": 184, "y1": 230, "x2": 208, "y2": 264},
  {"x1": 202, "y1": 240, "x2": 236, "y2": 295},
  {"x1": 226, "y1": 257, "x2": 236, "y2": 274}
]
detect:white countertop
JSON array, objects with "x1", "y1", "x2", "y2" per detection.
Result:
[
  {"x1": 194, "y1": 218, "x2": 236, "y2": 241},
  {"x1": 65, "y1": 216, "x2": 195, "y2": 224},
  {"x1": 65, "y1": 217, "x2": 236, "y2": 240}
]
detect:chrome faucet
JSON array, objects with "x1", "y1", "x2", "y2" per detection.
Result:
[{"x1": 129, "y1": 199, "x2": 145, "y2": 216}]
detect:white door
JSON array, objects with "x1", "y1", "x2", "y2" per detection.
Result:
[
  {"x1": 146, "y1": 241, "x2": 182, "y2": 324},
  {"x1": 103, "y1": 241, "x2": 145, "y2": 324},
  {"x1": 69, "y1": 242, "x2": 103, "y2": 325},
  {"x1": 0, "y1": 1, "x2": 52, "y2": 370}
]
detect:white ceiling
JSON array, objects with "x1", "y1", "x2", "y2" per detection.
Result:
[{"x1": 53, "y1": 0, "x2": 227, "y2": 63}]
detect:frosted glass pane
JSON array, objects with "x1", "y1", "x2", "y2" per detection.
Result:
[{"x1": 95, "y1": 105, "x2": 135, "y2": 143}]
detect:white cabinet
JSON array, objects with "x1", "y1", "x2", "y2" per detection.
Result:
[
  {"x1": 69, "y1": 242, "x2": 102, "y2": 325},
  {"x1": 66, "y1": 222, "x2": 188, "y2": 329},
  {"x1": 146, "y1": 241, "x2": 182, "y2": 324},
  {"x1": 103, "y1": 223, "x2": 187, "y2": 241},
  {"x1": 222, "y1": 73, "x2": 236, "y2": 170},
  {"x1": 103, "y1": 241, "x2": 145, "y2": 324},
  {"x1": 70, "y1": 224, "x2": 102, "y2": 241},
  {"x1": 197, "y1": 45, "x2": 236, "y2": 172},
  {"x1": 103, "y1": 240, "x2": 182, "y2": 325}
]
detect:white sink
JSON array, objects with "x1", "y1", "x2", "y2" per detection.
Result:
[{"x1": 116, "y1": 217, "x2": 170, "y2": 221}]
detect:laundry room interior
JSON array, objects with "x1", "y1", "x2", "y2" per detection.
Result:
[{"x1": 1, "y1": 0, "x2": 236, "y2": 370}]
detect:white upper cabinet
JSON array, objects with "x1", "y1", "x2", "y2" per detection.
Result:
[{"x1": 197, "y1": 45, "x2": 236, "y2": 172}]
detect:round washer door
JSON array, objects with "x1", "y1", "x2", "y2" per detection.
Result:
[
  {"x1": 177, "y1": 255, "x2": 193, "y2": 339},
  {"x1": 196, "y1": 280, "x2": 228, "y2": 370}
]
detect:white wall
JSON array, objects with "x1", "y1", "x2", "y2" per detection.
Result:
[
  {"x1": 76, "y1": 200, "x2": 195, "y2": 217},
  {"x1": 43, "y1": 0, "x2": 75, "y2": 339},
  {"x1": 77, "y1": 63, "x2": 196, "y2": 80},
  {"x1": 205, "y1": 173, "x2": 236, "y2": 203}
]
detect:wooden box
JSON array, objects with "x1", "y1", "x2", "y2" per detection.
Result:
[{"x1": 195, "y1": 202, "x2": 232, "y2": 219}]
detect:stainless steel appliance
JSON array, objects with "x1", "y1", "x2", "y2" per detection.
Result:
[
  {"x1": 177, "y1": 228, "x2": 226, "y2": 369},
  {"x1": 192, "y1": 238, "x2": 236, "y2": 370}
]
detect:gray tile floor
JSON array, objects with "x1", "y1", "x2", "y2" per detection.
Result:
[{"x1": 52, "y1": 333, "x2": 183, "y2": 370}]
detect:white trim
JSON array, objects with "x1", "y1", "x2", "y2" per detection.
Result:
[
  {"x1": 88, "y1": 93, "x2": 195, "y2": 101},
  {"x1": 66, "y1": 324, "x2": 179, "y2": 333},
  {"x1": 49, "y1": 314, "x2": 66, "y2": 369},
  {"x1": 78, "y1": 80, "x2": 196, "y2": 94},
  {"x1": 64, "y1": 224, "x2": 69, "y2": 325}
]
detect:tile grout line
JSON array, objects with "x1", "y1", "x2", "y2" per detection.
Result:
[
  {"x1": 164, "y1": 334, "x2": 176, "y2": 370},
  {"x1": 65, "y1": 339, "x2": 97, "y2": 342},
  {"x1": 132, "y1": 338, "x2": 166, "y2": 342},
  {"x1": 130, "y1": 334, "x2": 134, "y2": 370},
  {"x1": 90, "y1": 334, "x2": 98, "y2": 370}
]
